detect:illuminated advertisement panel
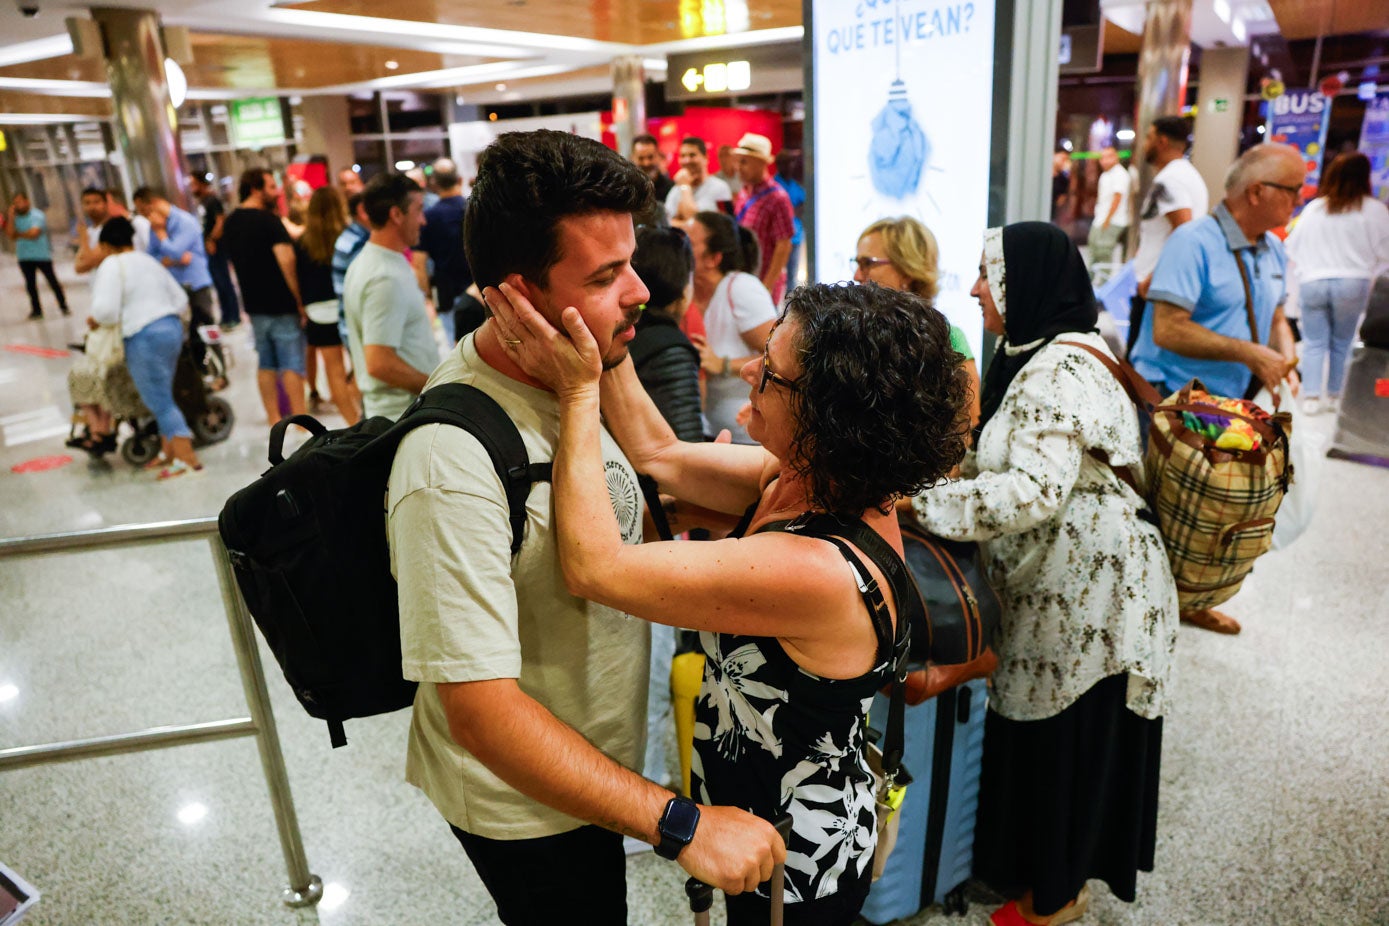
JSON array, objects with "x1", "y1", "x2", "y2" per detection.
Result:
[{"x1": 807, "y1": 0, "x2": 998, "y2": 357}]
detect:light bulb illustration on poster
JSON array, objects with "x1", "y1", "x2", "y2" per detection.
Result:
[{"x1": 810, "y1": 0, "x2": 997, "y2": 359}]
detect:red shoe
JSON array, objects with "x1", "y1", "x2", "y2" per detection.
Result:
[{"x1": 990, "y1": 887, "x2": 1090, "y2": 925}]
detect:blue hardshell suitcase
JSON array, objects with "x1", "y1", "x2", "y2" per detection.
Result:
[{"x1": 861, "y1": 677, "x2": 988, "y2": 922}]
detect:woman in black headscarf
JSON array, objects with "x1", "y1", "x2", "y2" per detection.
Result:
[{"x1": 909, "y1": 223, "x2": 1178, "y2": 926}]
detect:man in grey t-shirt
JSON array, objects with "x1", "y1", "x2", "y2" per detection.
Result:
[{"x1": 342, "y1": 172, "x2": 441, "y2": 419}]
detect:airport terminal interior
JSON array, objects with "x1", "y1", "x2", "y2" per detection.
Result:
[{"x1": 1, "y1": 0, "x2": 1388, "y2": 924}]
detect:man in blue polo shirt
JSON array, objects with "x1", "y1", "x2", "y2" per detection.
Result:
[
  {"x1": 1130, "y1": 142, "x2": 1302, "y2": 635},
  {"x1": 135, "y1": 186, "x2": 218, "y2": 375}
]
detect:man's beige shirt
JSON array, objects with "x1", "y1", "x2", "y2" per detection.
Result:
[{"x1": 388, "y1": 335, "x2": 650, "y2": 839}]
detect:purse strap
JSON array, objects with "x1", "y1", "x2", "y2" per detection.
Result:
[{"x1": 1232, "y1": 247, "x2": 1259, "y2": 345}]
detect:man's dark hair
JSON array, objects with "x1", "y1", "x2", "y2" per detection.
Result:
[
  {"x1": 1151, "y1": 115, "x2": 1193, "y2": 149},
  {"x1": 464, "y1": 130, "x2": 652, "y2": 292},
  {"x1": 631, "y1": 133, "x2": 659, "y2": 151},
  {"x1": 238, "y1": 168, "x2": 273, "y2": 202},
  {"x1": 782, "y1": 282, "x2": 969, "y2": 517},
  {"x1": 632, "y1": 226, "x2": 693, "y2": 313},
  {"x1": 132, "y1": 186, "x2": 166, "y2": 204},
  {"x1": 81, "y1": 186, "x2": 106, "y2": 200},
  {"x1": 362, "y1": 172, "x2": 422, "y2": 229},
  {"x1": 693, "y1": 211, "x2": 760, "y2": 275},
  {"x1": 347, "y1": 192, "x2": 365, "y2": 218},
  {"x1": 680, "y1": 136, "x2": 707, "y2": 156},
  {"x1": 98, "y1": 215, "x2": 136, "y2": 249}
]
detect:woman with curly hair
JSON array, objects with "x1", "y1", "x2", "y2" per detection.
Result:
[
  {"x1": 909, "y1": 222, "x2": 1177, "y2": 926},
  {"x1": 487, "y1": 280, "x2": 969, "y2": 925}
]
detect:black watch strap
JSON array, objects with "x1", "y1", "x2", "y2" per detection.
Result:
[{"x1": 655, "y1": 795, "x2": 700, "y2": 860}]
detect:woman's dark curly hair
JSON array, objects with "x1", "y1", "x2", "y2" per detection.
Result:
[{"x1": 781, "y1": 282, "x2": 969, "y2": 517}]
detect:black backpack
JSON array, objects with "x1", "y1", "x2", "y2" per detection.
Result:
[{"x1": 218, "y1": 383, "x2": 551, "y2": 748}]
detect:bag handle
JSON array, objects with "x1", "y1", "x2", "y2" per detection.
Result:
[
  {"x1": 1056, "y1": 341, "x2": 1154, "y2": 508},
  {"x1": 268, "y1": 415, "x2": 328, "y2": 465},
  {"x1": 1057, "y1": 340, "x2": 1163, "y2": 411}
]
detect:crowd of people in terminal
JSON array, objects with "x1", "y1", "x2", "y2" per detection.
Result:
[{"x1": 6, "y1": 112, "x2": 1389, "y2": 926}]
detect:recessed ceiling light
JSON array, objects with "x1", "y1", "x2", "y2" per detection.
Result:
[
  {"x1": 495, "y1": 83, "x2": 507, "y2": 91},
  {"x1": 0, "y1": 683, "x2": 18, "y2": 703},
  {"x1": 385, "y1": 60, "x2": 399, "y2": 70}
]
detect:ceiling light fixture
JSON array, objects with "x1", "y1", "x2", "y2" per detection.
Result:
[
  {"x1": 165, "y1": 58, "x2": 187, "y2": 108},
  {"x1": 385, "y1": 60, "x2": 399, "y2": 70}
]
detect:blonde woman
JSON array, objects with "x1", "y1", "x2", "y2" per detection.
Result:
[
  {"x1": 854, "y1": 217, "x2": 981, "y2": 431},
  {"x1": 294, "y1": 186, "x2": 361, "y2": 424}
]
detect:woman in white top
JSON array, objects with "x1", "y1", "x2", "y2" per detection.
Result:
[
  {"x1": 909, "y1": 223, "x2": 1177, "y2": 926},
  {"x1": 1285, "y1": 152, "x2": 1389, "y2": 413},
  {"x1": 687, "y1": 210, "x2": 778, "y2": 443},
  {"x1": 89, "y1": 217, "x2": 202, "y2": 478}
]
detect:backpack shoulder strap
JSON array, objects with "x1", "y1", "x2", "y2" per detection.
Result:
[
  {"x1": 394, "y1": 383, "x2": 551, "y2": 555},
  {"x1": 769, "y1": 512, "x2": 914, "y2": 780}
]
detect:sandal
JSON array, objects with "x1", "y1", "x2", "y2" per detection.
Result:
[
  {"x1": 143, "y1": 455, "x2": 173, "y2": 471},
  {"x1": 156, "y1": 459, "x2": 205, "y2": 480}
]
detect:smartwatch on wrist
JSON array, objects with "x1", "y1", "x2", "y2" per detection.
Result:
[{"x1": 655, "y1": 795, "x2": 700, "y2": 860}]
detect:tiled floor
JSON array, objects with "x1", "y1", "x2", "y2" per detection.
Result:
[{"x1": 0, "y1": 251, "x2": 1385, "y2": 925}]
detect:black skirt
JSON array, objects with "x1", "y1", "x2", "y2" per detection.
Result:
[{"x1": 974, "y1": 673, "x2": 1162, "y2": 917}]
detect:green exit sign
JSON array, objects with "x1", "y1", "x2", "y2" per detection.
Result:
[
  {"x1": 230, "y1": 97, "x2": 286, "y2": 149},
  {"x1": 1213, "y1": 98, "x2": 1230, "y2": 113}
]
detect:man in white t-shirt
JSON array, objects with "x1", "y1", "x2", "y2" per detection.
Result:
[
  {"x1": 1088, "y1": 146, "x2": 1132, "y2": 264},
  {"x1": 75, "y1": 186, "x2": 151, "y2": 274},
  {"x1": 1128, "y1": 116, "x2": 1208, "y2": 351},
  {"x1": 342, "y1": 172, "x2": 441, "y2": 420},
  {"x1": 387, "y1": 130, "x2": 780, "y2": 926},
  {"x1": 665, "y1": 136, "x2": 733, "y2": 228}
]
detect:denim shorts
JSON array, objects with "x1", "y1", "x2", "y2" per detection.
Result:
[{"x1": 250, "y1": 313, "x2": 306, "y2": 375}]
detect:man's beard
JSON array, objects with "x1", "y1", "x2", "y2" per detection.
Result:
[{"x1": 601, "y1": 307, "x2": 643, "y2": 370}]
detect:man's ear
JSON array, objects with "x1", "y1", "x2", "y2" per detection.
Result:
[{"x1": 505, "y1": 273, "x2": 542, "y2": 309}]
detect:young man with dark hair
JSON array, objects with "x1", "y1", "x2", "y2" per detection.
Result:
[
  {"x1": 666, "y1": 135, "x2": 733, "y2": 228},
  {"x1": 1128, "y1": 115, "x2": 1209, "y2": 353},
  {"x1": 387, "y1": 130, "x2": 781, "y2": 925},
  {"x1": 75, "y1": 186, "x2": 151, "y2": 274},
  {"x1": 190, "y1": 173, "x2": 242, "y2": 331},
  {"x1": 342, "y1": 172, "x2": 438, "y2": 419},
  {"x1": 221, "y1": 168, "x2": 308, "y2": 423},
  {"x1": 631, "y1": 132, "x2": 675, "y2": 201}
]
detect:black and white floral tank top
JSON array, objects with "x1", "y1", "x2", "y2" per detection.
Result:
[{"x1": 690, "y1": 513, "x2": 906, "y2": 905}]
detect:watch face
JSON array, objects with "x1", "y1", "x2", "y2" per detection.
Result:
[{"x1": 663, "y1": 798, "x2": 700, "y2": 841}]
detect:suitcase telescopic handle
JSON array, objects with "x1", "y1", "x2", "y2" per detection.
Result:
[
  {"x1": 686, "y1": 813, "x2": 793, "y2": 926},
  {"x1": 685, "y1": 876, "x2": 713, "y2": 925},
  {"x1": 769, "y1": 813, "x2": 793, "y2": 926}
]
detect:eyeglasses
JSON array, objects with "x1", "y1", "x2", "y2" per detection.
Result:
[
  {"x1": 1259, "y1": 180, "x2": 1301, "y2": 198},
  {"x1": 851, "y1": 256, "x2": 893, "y2": 272},
  {"x1": 759, "y1": 326, "x2": 802, "y2": 394}
]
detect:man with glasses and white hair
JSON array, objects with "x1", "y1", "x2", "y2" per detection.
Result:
[{"x1": 1128, "y1": 142, "x2": 1303, "y2": 636}]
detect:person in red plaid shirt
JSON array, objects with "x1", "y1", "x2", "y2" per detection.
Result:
[{"x1": 732, "y1": 133, "x2": 796, "y2": 303}]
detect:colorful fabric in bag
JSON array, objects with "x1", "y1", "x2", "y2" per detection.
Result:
[{"x1": 1145, "y1": 379, "x2": 1292, "y2": 611}]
